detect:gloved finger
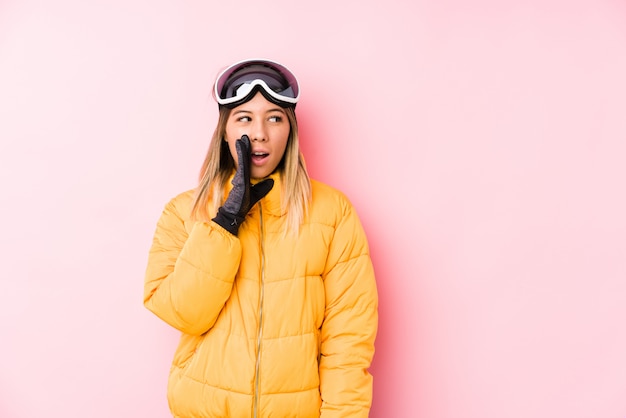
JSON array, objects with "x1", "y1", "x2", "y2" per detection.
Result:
[
  {"x1": 234, "y1": 135, "x2": 251, "y2": 184},
  {"x1": 249, "y1": 178, "x2": 274, "y2": 206}
]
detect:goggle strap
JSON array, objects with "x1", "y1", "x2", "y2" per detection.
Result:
[
  {"x1": 218, "y1": 84, "x2": 296, "y2": 109},
  {"x1": 218, "y1": 80, "x2": 298, "y2": 108}
]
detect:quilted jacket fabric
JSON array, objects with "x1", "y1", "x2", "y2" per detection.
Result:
[{"x1": 144, "y1": 173, "x2": 378, "y2": 417}]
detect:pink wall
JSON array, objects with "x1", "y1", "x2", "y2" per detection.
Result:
[{"x1": 1, "y1": 1, "x2": 625, "y2": 417}]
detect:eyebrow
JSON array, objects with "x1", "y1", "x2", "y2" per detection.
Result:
[{"x1": 232, "y1": 107, "x2": 286, "y2": 115}]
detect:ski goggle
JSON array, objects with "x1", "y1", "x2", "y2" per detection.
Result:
[{"x1": 213, "y1": 58, "x2": 300, "y2": 108}]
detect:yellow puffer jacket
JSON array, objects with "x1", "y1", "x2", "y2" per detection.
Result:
[{"x1": 144, "y1": 174, "x2": 378, "y2": 417}]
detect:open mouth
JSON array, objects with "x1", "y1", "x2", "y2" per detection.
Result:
[{"x1": 251, "y1": 151, "x2": 269, "y2": 164}]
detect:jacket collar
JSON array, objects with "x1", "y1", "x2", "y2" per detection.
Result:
[
  {"x1": 225, "y1": 171, "x2": 285, "y2": 217},
  {"x1": 256, "y1": 172, "x2": 284, "y2": 216}
]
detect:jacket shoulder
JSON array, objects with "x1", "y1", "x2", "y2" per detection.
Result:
[
  {"x1": 310, "y1": 179, "x2": 351, "y2": 206},
  {"x1": 309, "y1": 179, "x2": 357, "y2": 225},
  {"x1": 161, "y1": 189, "x2": 196, "y2": 222}
]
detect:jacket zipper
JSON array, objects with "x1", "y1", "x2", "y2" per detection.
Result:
[{"x1": 253, "y1": 205, "x2": 266, "y2": 418}]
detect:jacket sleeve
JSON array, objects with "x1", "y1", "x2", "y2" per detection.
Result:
[
  {"x1": 319, "y1": 199, "x2": 379, "y2": 417},
  {"x1": 143, "y1": 197, "x2": 242, "y2": 336}
]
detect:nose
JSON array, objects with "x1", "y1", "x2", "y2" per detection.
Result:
[{"x1": 249, "y1": 119, "x2": 267, "y2": 142}]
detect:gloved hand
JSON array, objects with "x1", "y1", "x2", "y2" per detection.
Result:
[{"x1": 212, "y1": 135, "x2": 274, "y2": 235}]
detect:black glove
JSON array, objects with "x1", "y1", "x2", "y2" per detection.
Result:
[{"x1": 212, "y1": 135, "x2": 274, "y2": 235}]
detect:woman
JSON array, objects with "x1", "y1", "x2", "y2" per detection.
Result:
[{"x1": 144, "y1": 58, "x2": 378, "y2": 417}]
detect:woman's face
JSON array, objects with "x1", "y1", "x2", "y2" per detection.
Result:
[{"x1": 225, "y1": 92, "x2": 291, "y2": 179}]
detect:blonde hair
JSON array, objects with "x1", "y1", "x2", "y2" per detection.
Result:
[{"x1": 191, "y1": 106, "x2": 311, "y2": 235}]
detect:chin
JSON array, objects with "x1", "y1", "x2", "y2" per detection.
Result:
[{"x1": 252, "y1": 166, "x2": 277, "y2": 179}]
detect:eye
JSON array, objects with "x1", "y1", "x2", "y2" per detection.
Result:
[
  {"x1": 237, "y1": 115, "x2": 251, "y2": 122},
  {"x1": 268, "y1": 115, "x2": 283, "y2": 122}
]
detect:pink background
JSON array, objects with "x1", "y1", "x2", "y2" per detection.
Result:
[{"x1": 1, "y1": 1, "x2": 625, "y2": 417}]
